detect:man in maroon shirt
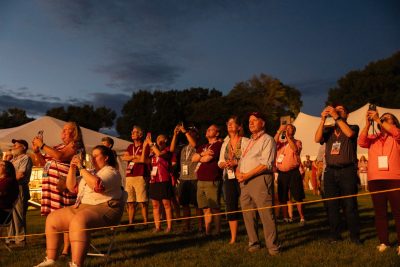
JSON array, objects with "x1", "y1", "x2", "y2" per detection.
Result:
[
  {"x1": 122, "y1": 126, "x2": 149, "y2": 231},
  {"x1": 192, "y1": 124, "x2": 223, "y2": 235}
]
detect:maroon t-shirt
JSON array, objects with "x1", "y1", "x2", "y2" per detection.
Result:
[
  {"x1": 196, "y1": 141, "x2": 223, "y2": 181},
  {"x1": 125, "y1": 143, "x2": 150, "y2": 177}
]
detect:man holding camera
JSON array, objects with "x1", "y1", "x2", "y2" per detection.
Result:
[{"x1": 314, "y1": 104, "x2": 361, "y2": 244}]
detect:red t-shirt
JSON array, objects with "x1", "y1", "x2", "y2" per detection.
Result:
[
  {"x1": 196, "y1": 141, "x2": 223, "y2": 181},
  {"x1": 125, "y1": 143, "x2": 150, "y2": 177}
]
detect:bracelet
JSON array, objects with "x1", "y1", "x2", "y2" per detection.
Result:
[{"x1": 40, "y1": 143, "x2": 46, "y2": 150}]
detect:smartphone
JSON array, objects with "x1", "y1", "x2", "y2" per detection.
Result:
[
  {"x1": 37, "y1": 130, "x2": 44, "y2": 139},
  {"x1": 146, "y1": 132, "x2": 152, "y2": 140},
  {"x1": 368, "y1": 104, "x2": 377, "y2": 111},
  {"x1": 76, "y1": 148, "x2": 83, "y2": 161}
]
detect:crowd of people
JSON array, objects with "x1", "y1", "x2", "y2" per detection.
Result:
[{"x1": 1, "y1": 104, "x2": 400, "y2": 266}]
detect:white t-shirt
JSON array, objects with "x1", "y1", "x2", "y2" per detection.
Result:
[{"x1": 79, "y1": 165, "x2": 122, "y2": 205}]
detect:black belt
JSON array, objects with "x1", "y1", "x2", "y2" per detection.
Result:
[{"x1": 327, "y1": 163, "x2": 355, "y2": 169}]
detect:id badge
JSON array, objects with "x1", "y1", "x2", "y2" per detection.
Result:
[
  {"x1": 378, "y1": 156, "x2": 389, "y2": 171},
  {"x1": 330, "y1": 142, "x2": 341, "y2": 155},
  {"x1": 42, "y1": 161, "x2": 51, "y2": 177},
  {"x1": 182, "y1": 164, "x2": 189, "y2": 175},
  {"x1": 276, "y1": 154, "x2": 284, "y2": 163},
  {"x1": 151, "y1": 166, "x2": 158, "y2": 176},
  {"x1": 227, "y1": 169, "x2": 236, "y2": 179},
  {"x1": 127, "y1": 161, "x2": 135, "y2": 170}
]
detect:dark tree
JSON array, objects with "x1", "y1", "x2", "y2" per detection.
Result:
[
  {"x1": 46, "y1": 105, "x2": 116, "y2": 131},
  {"x1": 0, "y1": 108, "x2": 34, "y2": 128},
  {"x1": 327, "y1": 51, "x2": 400, "y2": 111}
]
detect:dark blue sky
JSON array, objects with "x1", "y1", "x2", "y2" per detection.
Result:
[{"x1": 0, "y1": 0, "x2": 399, "y2": 118}]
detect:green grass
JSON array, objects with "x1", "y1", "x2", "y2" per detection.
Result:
[{"x1": 1, "y1": 192, "x2": 400, "y2": 267}]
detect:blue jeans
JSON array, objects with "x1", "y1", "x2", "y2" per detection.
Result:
[{"x1": 323, "y1": 164, "x2": 360, "y2": 240}]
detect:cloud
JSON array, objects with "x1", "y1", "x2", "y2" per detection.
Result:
[
  {"x1": 291, "y1": 78, "x2": 337, "y2": 97},
  {"x1": 39, "y1": 0, "x2": 250, "y2": 90},
  {"x1": 96, "y1": 52, "x2": 184, "y2": 90},
  {"x1": 0, "y1": 85, "x2": 129, "y2": 117},
  {"x1": 89, "y1": 92, "x2": 130, "y2": 115}
]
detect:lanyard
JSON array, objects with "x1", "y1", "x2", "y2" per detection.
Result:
[
  {"x1": 185, "y1": 146, "x2": 193, "y2": 161},
  {"x1": 132, "y1": 145, "x2": 141, "y2": 156},
  {"x1": 242, "y1": 132, "x2": 263, "y2": 158}
]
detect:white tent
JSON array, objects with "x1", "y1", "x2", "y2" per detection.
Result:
[
  {"x1": 0, "y1": 116, "x2": 132, "y2": 154},
  {"x1": 293, "y1": 103, "x2": 400, "y2": 159}
]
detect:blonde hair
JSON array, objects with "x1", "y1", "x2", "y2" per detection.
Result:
[{"x1": 66, "y1": 121, "x2": 86, "y2": 155}]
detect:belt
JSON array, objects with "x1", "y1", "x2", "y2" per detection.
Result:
[{"x1": 327, "y1": 163, "x2": 355, "y2": 169}]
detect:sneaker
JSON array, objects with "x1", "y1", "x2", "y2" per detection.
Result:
[
  {"x1": 268, "y1": 249, "x2": 280, "y2": 256},
  {"x1": 248, "y1": 245, "x2": 261, "y2": 253},
  {"x1": 33, "y1": 257, "x2": 56, "y2": 267},
  {"x1": 299, "y1": 219, "x2": 306, "y2": 226},
  {"x1": 152, "y1": 228, "x2": 162, "y2": 233},
  {"x1": 376, "y1": 243, "x2": 389, "y2": 252},
  {"x1": 283, "y1": 218, "x2": 293, "y2": 224}
]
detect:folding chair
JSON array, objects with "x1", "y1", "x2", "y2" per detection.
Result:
[
  {"x1": 87, "y1": 191, "x2": 128, "y2": 265},
  {"x1": 0, "y1": 208, "x2": 14, "y2": 252}
]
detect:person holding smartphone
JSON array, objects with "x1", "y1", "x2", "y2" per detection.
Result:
[
  {"x1": 121, "y1": 125, "x2": 149, "y2": 231},
  {"x1": 32, "y1": 122, "x2": 86, "y2": 257},
  {"x1": 314, "y1": 104, "x2": 361, "y2": 244},
  {"x1": 359, "y1": 108, "x2": 400, "y2": 254}
]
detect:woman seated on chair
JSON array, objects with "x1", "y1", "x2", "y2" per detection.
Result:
[
  {"x1": 0, "y1": 160, "x2": 19, "y2": 222},
  {"x1": 35, "y1": 145, "x2": 124, "y2": 267}
]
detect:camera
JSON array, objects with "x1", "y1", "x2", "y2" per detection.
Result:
[
  {"x1": 368, "y1": 104, "x2": 377, "y2": 111},
  {"x1": 281, "y1": 121, "x2": 287, "y2": 139}
]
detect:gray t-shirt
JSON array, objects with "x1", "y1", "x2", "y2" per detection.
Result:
[{"x1": 179, "y1": 145, "x2": 198, "y2": 180}]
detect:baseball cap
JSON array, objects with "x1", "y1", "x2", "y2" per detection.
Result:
[{"x1": 12, "y1": 139, "x2": 29, "y2": 150}]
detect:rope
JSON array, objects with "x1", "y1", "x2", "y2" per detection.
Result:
[{"x1": 1, "y1": 187, "x2": 399, "y2": 240}]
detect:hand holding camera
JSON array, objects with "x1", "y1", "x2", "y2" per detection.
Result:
[{"x1": 367, "y1": 104, "x2": 379, "y2": 124}]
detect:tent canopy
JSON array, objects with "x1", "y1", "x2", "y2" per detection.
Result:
[
  {"x1": 293, "y1": 103, "x2": 400, "y2": 159},
  {"x1": 0, "y1": 116, "x2": 131, "y2": 154}
]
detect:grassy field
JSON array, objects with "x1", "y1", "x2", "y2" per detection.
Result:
[{"x1": 1, "y1": 192, "x2": 400, "y2": 267}]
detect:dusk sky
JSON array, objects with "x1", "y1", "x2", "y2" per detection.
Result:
[{"x1": 0, "y1": 0, "x2": 399, "y2": 119}]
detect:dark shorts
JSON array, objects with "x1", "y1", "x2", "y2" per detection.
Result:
[
  {"x1": 278, "y1": 168, "x2": 305, "y2": 203},
  {"x1": 149, "y1": 181, "x2": 174, "y2": 201},
  {"x1": 178, "y1": 180, "x2": 198, "y2": 207}
]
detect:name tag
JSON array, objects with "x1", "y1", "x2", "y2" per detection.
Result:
[
  {"x1": 182, "y1": 164, "x2": 189, "y2": 175},
  {"x1": 127, "y1": 162, "x2": 135, "y2": 170},
  {"x1": 276, "y1": 154, "x2": 284, "y2": 163},
  {"x1": 227, "y1": 169, "x2": 236, "y2": 179},
  {"x1": 330, "y1": 142, "x2": 341, "y2": 155},
  {"x1": 42, "y1": 161, "x2": 51, "y2": 177},
  {"x1": 378, "y1": 156, "x2": 389, "y2": 171},
  {"x1": 151, "y1": 166, "x2": 158, "y2": 176}
]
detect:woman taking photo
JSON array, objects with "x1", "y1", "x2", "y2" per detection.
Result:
[
  {"x1": 218, "y1": 116, "x2": 248, "y2": 244},
  {"x1": 358, "y1": 110, "x2": 400, "y2": 254},
  {"x1": 32, "y1": 121, "x2": 85, "y2": 257},
  {"x1": 34, "y1": 145, "x2": 125, "y2": 267},
  {"x1": 145, "y1": 134, "x2": 174, "y2": 233}
]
